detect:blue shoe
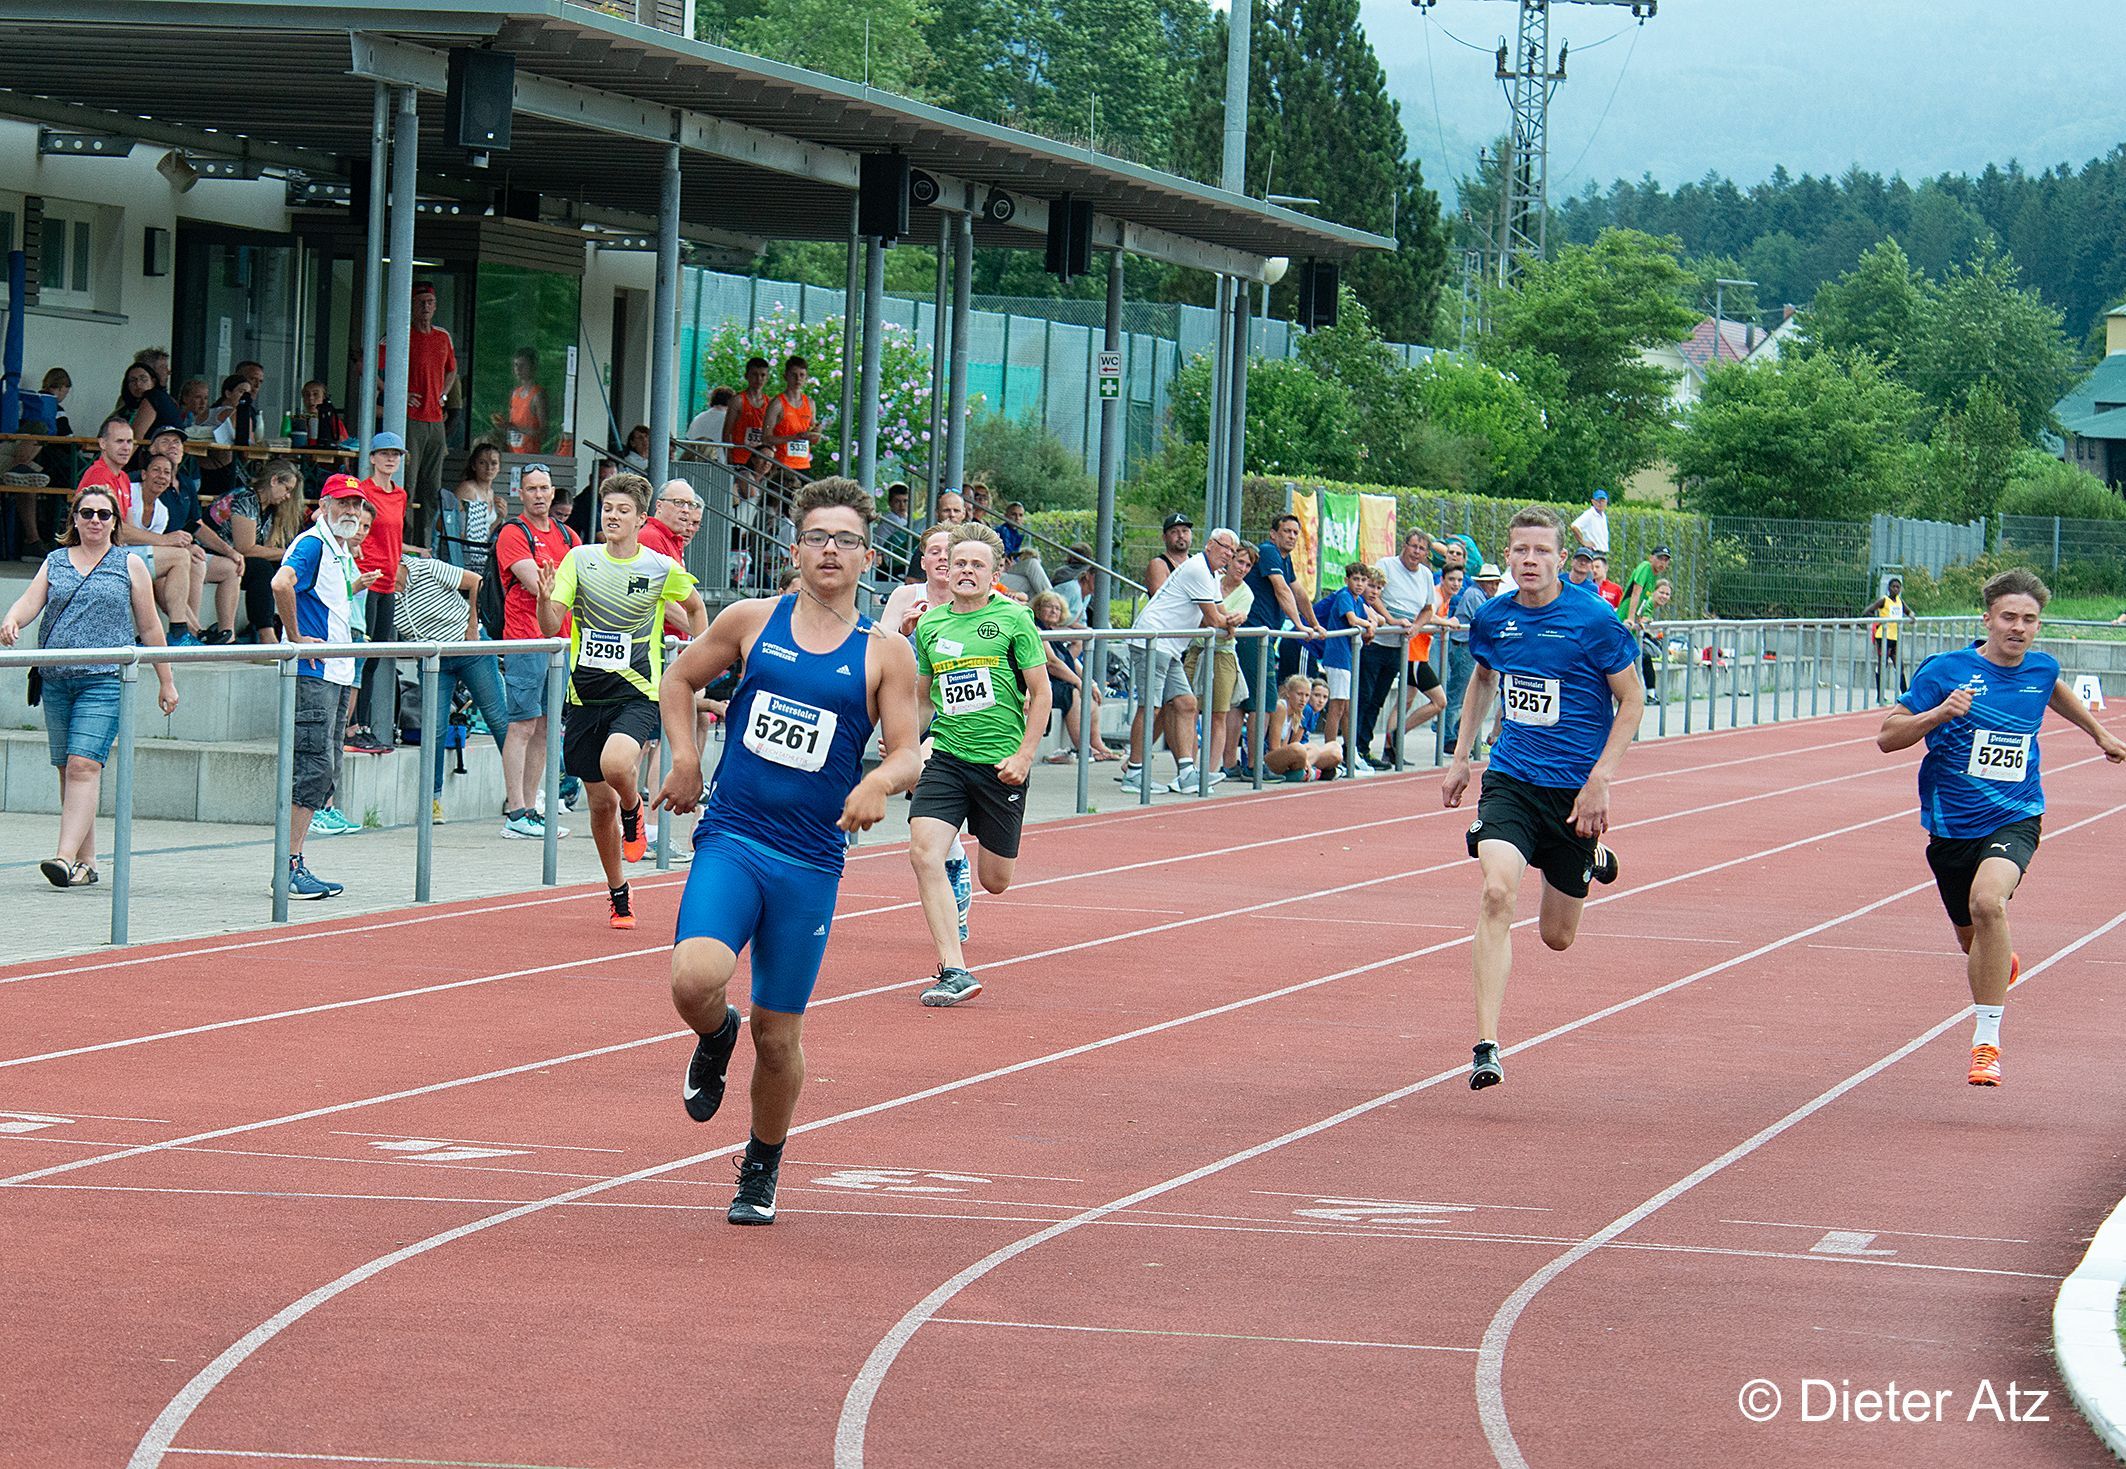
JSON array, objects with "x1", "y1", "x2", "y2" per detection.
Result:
[
  {"x1": 170, "y1": 630, "x2": 202, "y2": 648},
  {"x1": 310, "y1": 806, "x2": 357, "y2": 837},
  {"x1": 944, "y1": 855, "x2": 972, "y2": 942},
  {"x1": 285, "y1": 856, "x2": 342, "y2": 900}
]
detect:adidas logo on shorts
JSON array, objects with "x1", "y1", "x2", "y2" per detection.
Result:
[{"x1": 813, "y1": 924, "x2": 827, "y2": 936}]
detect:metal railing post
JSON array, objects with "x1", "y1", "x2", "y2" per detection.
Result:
[
  {"x1": 655, "y1": 733, "x2": 674, "y2": 870},
  {"x1": 1811, "y1": 625, "x2": 1823, "y2": 717},
  {"x1": 415, "y1": 653, "x2": 440, "y2": 903},
  {"x1": 1434, "y1": 637, "x2": 1449, "y2": 765},
  {"x1": 272, "y1": 657, "x2": 298, "y2": 923},
  {"x1": 1728, "y1": 628, "x2": 1741, "y2": 729},
  {"x1": 1682, "y1": 628, "x2": 1695, "y2": 735},
  {"x1": 1654, "y1": 626, "x2": 1668, "y2": 737},
  {"x1": 543, "y1": 650, "x2": 565, "y2": 886},
  {"x1": 1251, "y1": 632, "x2": 1270, "y2": 790},
  {"x1": 109, "y1": 659, "x2": 139, "y2": 947},
  {"x1": 1074, "y1": 645, "x2": 1092, "y2": 817},
  {"x1": 1391, "y1": 629, "x2": 1410, "y2": 772},
  {"x1": 1195, "y1": 632, "x2": 1213, "y2": 797},
  {"x1": 1137, "y1": 640, "x2": 1153, "y2": 807}
]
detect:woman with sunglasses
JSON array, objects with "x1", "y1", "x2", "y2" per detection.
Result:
[{"x1": 0, "y1": 486, "x2": 180, "y2": 888}]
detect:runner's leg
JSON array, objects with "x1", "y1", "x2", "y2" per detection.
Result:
[
  {"x1": 1473, "y1": 841, "x2": 1528, "y2": 1044},
  {"x1": 909, "y1": 814, "x2": 967, "y2": 971},
  {"x1": 1962, "y1": 856, "x2": 2023, "y2": 1008},
  {"x1": 1536, "y1": 877, "x2": 1589, "y2": 953}
]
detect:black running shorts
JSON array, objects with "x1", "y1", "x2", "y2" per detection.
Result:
[
  {"x1": 562, "y1": 697, "x2": 661, "y2": 782},
  {"x1": 1411, "y1": 658, "x2": 1441, "y2": 693},
  {"x1": 911, "y1": 748, "x2": 1029, "y2": 859},
  {"x1": 1465, "y1": 768, "x2": 1600, "y2": 900},
  {"x1": 1925, "y1": 815, "x2": 2041, "y2": 928}
]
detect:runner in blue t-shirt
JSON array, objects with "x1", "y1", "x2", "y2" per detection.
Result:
[
  {"x1": 1442, "y1": 508, "x2": 1644, "y2": 1090},
  {"x1": 651, "y1": 478, "x2": 922, "y2": 1225},
  {"x1": 1876, "y1": 567, "x2": 2124, "y2": 1088}
]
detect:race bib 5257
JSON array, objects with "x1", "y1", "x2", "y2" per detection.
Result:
[{"x1": 1501, "y1": 674, "x2": 1560, "y2": 727}]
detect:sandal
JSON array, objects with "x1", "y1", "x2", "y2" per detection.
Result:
[
  {"x1": 1042, "y1": 750, "x2": 1076, "y2": 764},
  {"x1": 39, "y1": 858, "x2": 70, "y2": 888},
  {"x1": 1092, "y1": 749, "x2": 1123, "y2": 762},
  {"x1": 69, "y1": 862, "x2": 99, "y2": 887}
]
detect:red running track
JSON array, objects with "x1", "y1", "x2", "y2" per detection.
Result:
[{"x1": 3, "y1": 706, "x2": 2125, "y2": 1469}]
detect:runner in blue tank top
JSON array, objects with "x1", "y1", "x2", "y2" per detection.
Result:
[
  {"x1": 1877, "y1": 567, "x2": 2124, "y2": 1088},
  {"x1": 1442, "y1": 506, "x2": 1644, "y2": 1091},
  {"x1": 651, "y1": 478, "x2": 921, "y2": 1225}
]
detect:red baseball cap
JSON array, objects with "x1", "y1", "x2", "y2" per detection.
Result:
[{"x1": 320, "y1": 473, "x2": 366, "y2": 500}]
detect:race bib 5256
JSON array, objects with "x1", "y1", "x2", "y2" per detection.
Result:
[{"x1": 1966, "y1": 729, "x2": 2030, "y2": 783}]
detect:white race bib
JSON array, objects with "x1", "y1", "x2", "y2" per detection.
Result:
[
  {"x1": 1966, "y1": 729, "x2": 2031, "y2": 783},
  {"x1": 579, "y1": 631, "x2": 632, "y2": 671},
  {"x1": 744, "y1": 693, "x2": 837, "y2": 773},
  {"x1": 939, "y1": 665, "x2": 997, "y2": 717},
  {"x1": 1501, "y1": 673, "x2": 1561, "y2": 727},
  {"x1": 785, "y1": 438, "x2": 812, "y2": 466}
]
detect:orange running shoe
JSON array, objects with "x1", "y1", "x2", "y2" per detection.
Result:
[
  {"x1": 1967, "y1": 1043, "x2": 2001, "y2": 1086},
  {"x1": 621, "y1": 803, "x2": 647, "y2": 864},
  {"x1": 2007, "y1": 951, "x2": 2021, "y2": 988},
  {"x1": 609, "y1": 882, "x2": 636, "y2": 930}
]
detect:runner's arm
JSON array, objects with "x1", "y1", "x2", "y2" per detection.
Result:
[
  {"x1": 1878, "y1": 689, "x2": 1968, "y2": 751},
  {"x1": 844, "y1": 635, "x2": 923, "y2": 831},
  {"x1": 2050, "y1": 679, "x2": 2126, "y2": 760},
  {"x1": 999, "y1": 661, "x2": 1053, "y2": 786},
  {"x1": 1567, "y1": 668, "x2": 1646, "y2": 837},
  {"x1": 654, "y1": 600, "x2": 762, "y2": 813}
]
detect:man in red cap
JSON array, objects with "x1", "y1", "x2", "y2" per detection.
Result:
[{"x1": 271, "y1": 475, "x2": 382, "y2": 897}]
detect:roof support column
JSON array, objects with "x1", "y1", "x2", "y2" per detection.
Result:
[
  {"x1": 944, "y1": 210, "x2": 973, "y2": 502},
  {"x1": 838, "y1": 198, "x2": 860, "y2": 477},
  {"x1": 1093, "y1": 251, "x2": 1124, "y2": 635},
  {"x1": 380, "y1": 85, "x2": 418, "y2": 449},
  {"x1": 856, "y1": 234, "x2": 886, "y2": 495},
  {"x1": 1226, "y1": 275, "x2": 1251, "y2": 527},
  {"x1": 1204, "y1": 275, "x2": 1232, "y2": 532},
  {"x1": 926, "y1": 209, "x2": 950, "y2": 519},
  {"x1": 355, "y1": 81, "x2": 388, "y2": 476},
  {"x1": 648, "y1": 142, "x2": 680, "y2": 488}
]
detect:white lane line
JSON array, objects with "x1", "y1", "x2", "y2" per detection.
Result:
[
  {"x1": 330, "y1": 1132, "x2": 627, "y2": 1154},
  {"x1": 115, "y1": 794, "x2": 1958, "y2": 1469},
  {"x1": 1719, "y1": 1218, "x2": 2032, "y2": 1245},
  {"x1": 927, "y1": 1317, "x2": 1479, "y2": 1354},
  {"x1": 0, "y1": 721, "x2": 1894, "y2": 989},
  {"x1": 1471, "y1": 903, "x2": 2126, "y2": 1469},
  {"x1": 828, "y1": 795, "x2": 2126, "y2": 1468},
  {"x1": 165, "y1": 1448, "x2": 609, "y2": 1468},
  {"x1": 0, "y1": 734, "x2": 1921, "y2": 1071}
]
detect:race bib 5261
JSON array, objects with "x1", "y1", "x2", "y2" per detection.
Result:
[
  {"x1": 1501, "y1": 674, "x2": 1560, "y2": 727},
  {"x1": 744, "y1": 693, "x2": 836, "y2": 773}
]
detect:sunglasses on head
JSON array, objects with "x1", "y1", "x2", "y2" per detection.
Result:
[{"x1": 75, "y1": 505, "x2": 115, "y2": 522}]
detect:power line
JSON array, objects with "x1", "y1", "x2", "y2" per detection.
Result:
[
  {"x1": 1421, "y1": 6, "x2": 1451, "y2": 168},
  {"x1": 1555, "y1": 20, "x2": 1642, "y2": 192}
]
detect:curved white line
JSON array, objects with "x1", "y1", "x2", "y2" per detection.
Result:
[
  {"x1": 840, "y1": 796, "x2": 2126, "y2": 1467},
  {"x1": 122, "y1": 790, "x2": 1941, "y2": 1468},
  {"x1": 1472, "y1": 903, "x2": 2126, "y2": 1469}
]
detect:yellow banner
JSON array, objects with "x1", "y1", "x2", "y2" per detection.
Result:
[{"x1": 1290, "y1": 488, "x2": 1322, "y2": 599}]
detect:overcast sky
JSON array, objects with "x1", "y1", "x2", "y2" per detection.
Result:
[{"x1": 1358, "y1": 0, "x2": 2119, "y2": 200}]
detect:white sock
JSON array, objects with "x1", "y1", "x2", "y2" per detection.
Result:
[
  {"x1": 1973, "y1": 1005, "x2": 2004, "y2": 1048},
  {"x1": 949, "y1": 837, "x2": 966, "y2": 870}
]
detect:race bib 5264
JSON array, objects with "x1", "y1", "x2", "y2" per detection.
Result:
[
  {"x1": 744, "y1": 693, "x2": 836, "y2": 773},
  {"x1": 939, "y1": 665, "x2": 997, "y2": 717}
]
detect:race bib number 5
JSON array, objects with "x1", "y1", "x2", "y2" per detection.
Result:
[
  {"x1": 939, "y1": 666, "x2": 997, "y2": 717},
  {"x1": 1966, "y1": 729, "x2": 2031, "y2": 783},
  {"x1": 745, "y1": 694, "x2": 837, "y2": 773},
  {"x1": 1501, "y1": 674, "x2": 1561, "y2": 727},
  {"x1": 579, "y1": 631, "x2": 632, "y2": 671}
]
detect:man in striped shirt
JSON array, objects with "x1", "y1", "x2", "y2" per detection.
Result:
[{"x1": 394, "y1": 547, "x2": 511, "y2": 830}]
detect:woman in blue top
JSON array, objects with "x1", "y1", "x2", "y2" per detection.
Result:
[
  {"x1": 0, "y1": 484, "x2": 179, "y2": 888},
  {"x1": 651, "y1": 476, "x2": 922, "y2": 1227},
  {"x1": 1877, "y1": 567, "x2": 2125, "y2": 1087}
]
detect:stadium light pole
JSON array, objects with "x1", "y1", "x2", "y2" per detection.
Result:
[{"x1": 1712, "y1": 276, "x2": 1756, "y2": 376}]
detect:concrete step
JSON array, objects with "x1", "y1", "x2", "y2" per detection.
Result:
[
  {"x1": 0, "y1": 660, "x2": 286, "y2": 743},
  {"x1": 0, "y1": 728, "x2": 510, "y2": 828}
]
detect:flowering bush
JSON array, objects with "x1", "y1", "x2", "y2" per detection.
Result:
[{"x1": 697, "y1": 306, "x2": 940, "y2": 485}]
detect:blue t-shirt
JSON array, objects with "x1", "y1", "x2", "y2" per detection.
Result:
[
  {"x1": 1448, "y1": 584, "x2": 1490, "y2": 643},
  {"x1": 1320, "y1": 588, "x2": 1364, "y2": 671},
  {"x1": 1898, "y1": 644, "x2": 2058, "y2": 839},
  {"x1": 1243, "y1": 541, "x2": 1296, "y2": 629},
  {"x1": 1469, "y1": 587, "x2": 1641, "y2": 789}
]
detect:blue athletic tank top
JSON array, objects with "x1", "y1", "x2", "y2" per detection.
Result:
[{"x1": 699, "y1": 594, "x2": 876, "y2": 874}]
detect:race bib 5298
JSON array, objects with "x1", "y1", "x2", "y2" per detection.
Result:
[{"x1": 579, "y1": 631, "x2": 632, "y2": 671}]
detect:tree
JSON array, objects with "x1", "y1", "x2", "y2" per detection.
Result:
[
  {"x1": 1674, "y1": 351, "x2": 1922, "y2": 520},
  {"x1": 1395, "y1": 355, "x2": 1546, "y2": 499},
  {"x1": 1170, "y1": 352, "x2": 1360, "y2": 479},
  {"x1": 708, "y1": 0, "x2": 937, "y2": 96},
  {"x1": 1908, "y1": 379, "x2": 2023, "y2": 523},
  {"x1": 1998, "y1": 449, "x2": 2126, "y2": 521},
  {"x1": 1799, "y1": 238, "x2": 1928, "y2": 369},
  {"x1": 1904, "y1": 244, "x2": 2077, "y2": 441},
  {"x1": 1482, "y1": 228, "x2": 1700, "y2": 492},
  {"x1": 1175, "y1": 0, "x2": 1449, "y2": 341}
]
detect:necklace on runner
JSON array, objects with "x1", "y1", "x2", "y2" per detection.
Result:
[{"x1": 800, "y1": 582, "x2": 876, "y2": 636}]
